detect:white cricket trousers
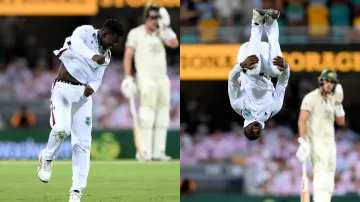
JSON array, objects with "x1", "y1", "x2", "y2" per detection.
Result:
[
  {"x1": 42, "y1": 81, "x2": 92, "y2": 193},
  {"x1": 137, "y1": 74, "x2": 171, "y2": 158},
  {"x1": 310, "y1": 141, "x2": 336, "y2": 202},
  {"x1": 237, "y1": 20, "x2": 283, "y2": 77}
]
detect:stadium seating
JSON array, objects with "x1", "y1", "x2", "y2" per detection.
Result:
[
  {"x1": 198, "y1": 19, "x2": 219, "y2": 42},
  {"x1": 330, "y1": 3, "x2": 350, "y2": 26},
  {"x1": 307, "y1": 4, "x2": 330, "y2": 36}
]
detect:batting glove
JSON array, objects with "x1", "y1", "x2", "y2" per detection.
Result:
[
  {"x1": 295, "y1": 137, "x2": 310, "y2": 162},
  {"x1": 159, "y1": 7, "x2": 170, "y2": 26},
  {"x1": 121, "y1": 76, "x2": 137, "y2": 99}
]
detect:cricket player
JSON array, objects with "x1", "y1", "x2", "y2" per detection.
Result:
[
  {"x1": 121, "y1": 3, "x2": 179, "y2": 161},
  {"x1": 296, "y1": 70, "x2": 345, "y2": 202},
  {"x1": 228, "y1": 8, "x2": 290, "y2": 141},
  {"x1": 37, "y1": 19, "x2": 125, "y2": 202}
]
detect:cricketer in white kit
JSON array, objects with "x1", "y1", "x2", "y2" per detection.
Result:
[
  {"x1": 37, "y1": 19, "x2": 125, "y2": 202},
  {"x1": 121, "y1": 3, "x2": 179, "y2": 161},
  {"x1": 228, "y1": 8, "x2": 290, "y2": 141},
  {"x1": 296, "y1": 70, "x2": 345, "y2": 202}
]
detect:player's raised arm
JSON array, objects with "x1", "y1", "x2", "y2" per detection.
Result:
[
  {"x1": 228, "y1": 64, "x2": 243, "y2": 114},
  {"x1": 70, "y1": 25, "x2": 98, "y2": 60},
  {"x1": 158, "y1": 7, "x2": 179, "y2": 48},
  {"x1": 334, "y1": 84, "x2": 345, "y2": 126}
]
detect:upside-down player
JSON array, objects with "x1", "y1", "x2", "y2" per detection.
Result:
[
  {"x1": 296, "y1": 70, "x2": 345, "y2": 202},
  {"x1": 37, "y1": 20, "x2": 125, "y2": 202},
  {"x1": 121, "y1": 3, "x2": 179, "y2": 161},
  {"x1": 228, "y1": 8, "x2": 290, "y2": 141}
]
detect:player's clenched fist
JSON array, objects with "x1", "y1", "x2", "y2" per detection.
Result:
[
  {"x1": 92, "y1": 55, "x2": 105, "y2": 65},
  {"x1": 273, "y1": 56, "x2": 288, "y2": 71},
  {"x1": 84, "y1": 85, "x2": 94, "y2": 97},
  {"x1": 240, "y1": 55, "x2": 259, "y2": 69}
]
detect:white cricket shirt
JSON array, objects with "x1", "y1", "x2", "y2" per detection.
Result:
[
  {"x1": 300, "y1": 89, "x2": 338, "y2": 143},
  {"x1": 125, "y1": 25, "x2": 167, "y2": 78},
  {"x1": 228, "y1": 65, "x2": 289, "y2": 128},
  {"x1": 53, "y1": 25, "x2": 111, "y2": 92}
]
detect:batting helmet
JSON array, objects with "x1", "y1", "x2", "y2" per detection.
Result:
[
  {"x1": 143, "y1": 2, "x2": 160, "y2": 18},
  {"x1": 318, "y1": 69, "x2": 338, "y2": 92}
]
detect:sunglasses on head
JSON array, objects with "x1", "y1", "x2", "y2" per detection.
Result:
[{"x1": 148, "y1": 15, "x2": 160, "y2": 20}]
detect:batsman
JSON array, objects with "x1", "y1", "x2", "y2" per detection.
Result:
[
  {"x1": 121, "y1": 3, "x2": 179, "y2": 161},
  {"x1": 296, "y1": 70, "x2": 345, "y2": 202}
]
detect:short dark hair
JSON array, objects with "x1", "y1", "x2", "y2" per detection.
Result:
[{"x1": 102, "y1": 19, "x2": 125, "y2": 37}]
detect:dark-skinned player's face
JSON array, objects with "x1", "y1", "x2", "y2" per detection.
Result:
[
  {"x1": 245, "y1": 122, "x2": 262, "y2": 140},
  {"x1": 100, "y1": 31, "x2": 120, "y2": 50}
]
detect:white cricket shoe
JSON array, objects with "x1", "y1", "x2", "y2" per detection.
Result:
[
  {"x1": 153, "y1": 153, "x2": 172, "y2": 162},
  {"x1": 136, "y1": 152, "x2": 152, "y2": 162},
  {"x1": 69, "y1": 191, "x2": 81, "y2": 202},
  {"x1": 265, "y1": 8, "x2": 280, "y2": 25},
  {"x1": 37, "y1": 150, "x2": 53, "y2": 183},
  {"x1": 252, "y1": 8, "x2": 267, "y2": 25}
]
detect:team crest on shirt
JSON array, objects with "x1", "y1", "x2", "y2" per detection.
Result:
[
  {"x1": 242, "y1": 108, "x2": 252, "y2": 118},
  {"x1": 85, "y1": 117, "x2": 92, "y2": 126}
]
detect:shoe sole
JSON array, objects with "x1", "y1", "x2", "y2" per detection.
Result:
[
  {"x1": 268, "y1": 12, "x2": 280, "y2": 19},
  {"x1": 254, "y1": 8, "x2": 267, "y2": 16},
  {"x1": 37, "y1": 151, "x2": 49, "y2": 183},
  {"x1": 266, "y1": 9, "x2": 280, "y2": 20}
]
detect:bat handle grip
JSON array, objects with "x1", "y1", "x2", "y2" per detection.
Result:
[
  {"x1": 129, "y1": 98, "x2": 137, "y2": 117},
  {"x1": 302, "y1": 162, "x2": 307, "y2": 178}
]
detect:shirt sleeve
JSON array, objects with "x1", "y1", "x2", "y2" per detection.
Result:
[
  {"x1": 125, "y1": 29, "x2": 138, "y2": 49},
  {"x1": 236, "y1": 44, "x2": 247, "y2": 64},
  {"x1": 228, "y1": 64, "x2": 243, "y2": 115},
  {"x1": 70, "y1": 25, "x2": 97, "y2": 60},
  {"x1": 300, "y1": 94, "x2": 313, "y2": 113},
  {"x1": 88, "y1": 66, "x2": 106, "y2": 93}
]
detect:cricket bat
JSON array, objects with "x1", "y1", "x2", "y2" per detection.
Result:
[
  {"x1": 129, "y1": 97, "x2": 145, "y2": 158},
  {"x1": 301, "y1": 161, "x2": 310, "y2": 202}
]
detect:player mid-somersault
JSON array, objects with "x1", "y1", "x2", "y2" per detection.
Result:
[
  {"x1": 37, "y1": 20, "x2": 125, "y2": 202},
  {"x1": 228, "y1": 8, "x2": 290, "y2": 141}
]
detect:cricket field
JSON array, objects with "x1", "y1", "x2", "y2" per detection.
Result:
[{"x1": 0, "y1": 160, "x2": 179, "y2": 202}]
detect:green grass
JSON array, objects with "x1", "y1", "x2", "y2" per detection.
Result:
[{"x1": 0, "y1": 160, "x2": 180, "y2": 202}]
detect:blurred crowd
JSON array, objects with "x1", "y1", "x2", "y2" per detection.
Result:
[
  {"x1": 180, "y1": 120, "x2": 360, "y2": 195},
  {"x1": 180, "y1": 0, "x2": 360, "y2": 43},
  {"x1": 0, "y1": 56, "x2": 180, "y2": 130},
  {"x1": 0, "y1": 16, "x2": 180, "y2": 130}
]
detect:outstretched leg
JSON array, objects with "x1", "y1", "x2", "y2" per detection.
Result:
[
  {"x1": 264, "y1": 9, "x2": 282, "y2": 77},
  {"x1": 38, "y1": 84, "x2": 72, "y2": 183},
  {"x1": 243, "y1": 8, "x2": 267, "y2": 76}
]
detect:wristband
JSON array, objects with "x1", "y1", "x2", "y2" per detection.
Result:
[
  {"x1": 161, "y1": 27, "x2": 177, "y2": 40},
  {"x1": 335, "y1": 104, "x2": 345, "y2": 117}
]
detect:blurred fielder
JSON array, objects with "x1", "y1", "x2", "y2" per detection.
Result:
[
  {"x1": 121, "y1": 3, "x2": 179, "y2": 161},
  {"x1": 228, "y1": 8, "x2": 290, "y2": 141},
  {"x1": 296, "y1": 70, "x2": 345, "y2": 202},
  {"x1": 37, "y1": 20, "x2": 125, "y2": 202}
]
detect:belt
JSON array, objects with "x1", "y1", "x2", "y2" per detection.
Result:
[{"x1": 55, "y1": 78, "x2": 84, "y2": 86}]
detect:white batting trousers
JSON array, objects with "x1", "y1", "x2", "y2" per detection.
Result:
[
  {"x1": 310, "y1": 141, "x2": 336, "y2": 202},
  {"x1": 42, "y1": 81, "x2": 92, "y2": 193},
  {"x1": 239, "y1": 20, "x2": 283, "y2": 77}
]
